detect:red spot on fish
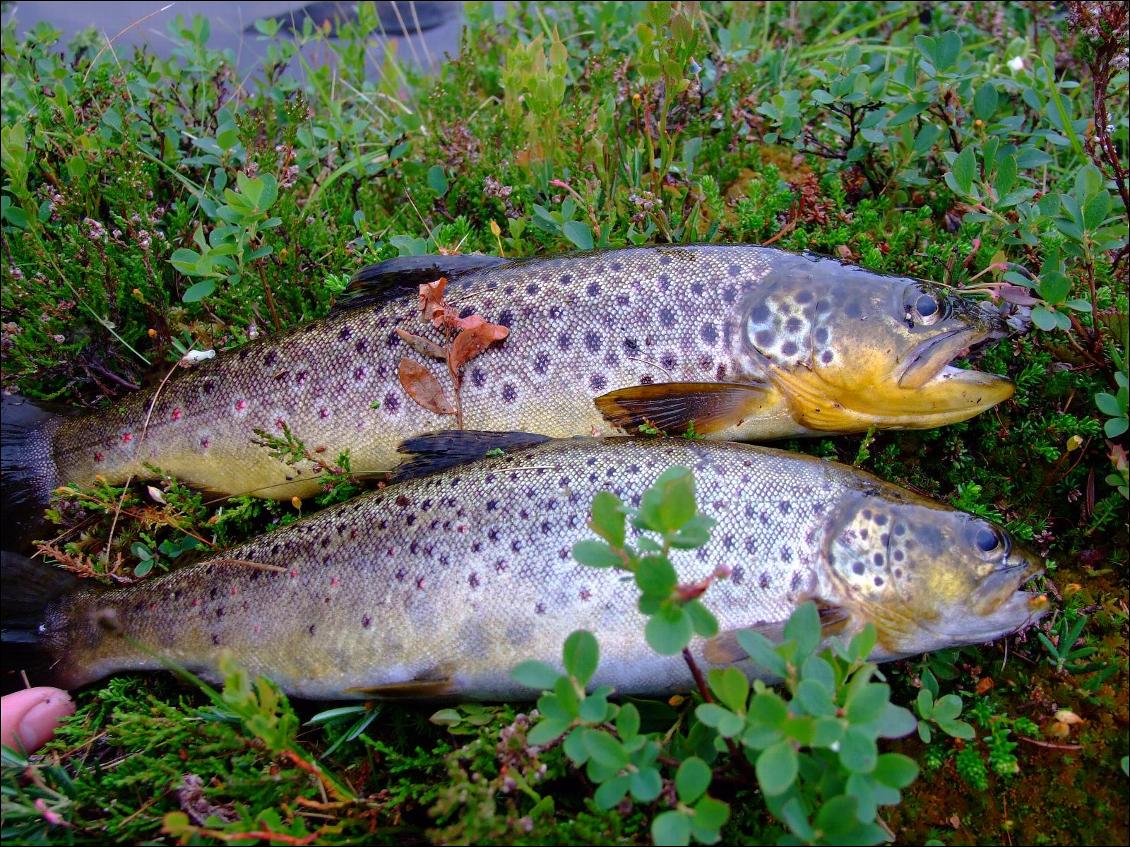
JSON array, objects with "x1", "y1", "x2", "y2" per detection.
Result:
[
  {"x1": 149, "y1": 602, "x2": 157, "y2": 610},
  {"x1": 254, "y1": 623, "x2": 262, "y2": 635},
  {"x1": 348, "y1": 528, "x2": 357, "y2": 540},
  {"x1": 121, "y1": 432, "x2": 133, "y2": 443},
  {"x1": 319, "y1": 407, "x2": 330, "y2": 419},
  {"x1": 230, "y1": 585, "x2": 239, "y2": 595},
  {"x1": 456, "y1": 523, "x2": 468, "y2": 533},
  {"x1": 275, "y1": 417, "x2": 286, "y2": 430},
  {"x1": 580, "y1": 588, "x2": 592, "y2": 601},
  {"x1": 191, "y1": 598, "x2": 200, "y2": 607},
  {"x1": 387, "y1": 547, "x2": 397, "y2": 557},
  {"x1": 415, "y1": 576, "x2": 426, "y2": 590},
  {"x1": 289, "y1": 568, "x2": 298, "y2": 578},
  {"x1": 235, "y1": 399, "x2": 247, "y2": 412},
  {"x1": 200, "y1": 436, "x2": 210, "y2": 449},
  {"x1": 170, "y1": 408, "x2": 183, "y2": 421},
  {"x1": 330, "y1": 576, "x2": 340, "y2": 587},
  {"x1": 93, "y1": 451, "x2": 104, "y2": 462}
]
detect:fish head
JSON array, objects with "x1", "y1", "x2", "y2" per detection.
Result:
[
  {"x1": 740, "y1": 252, "x2": 1014, "y2": 431},
  {"x1": 819, "y1": 491, "x2": 1047, "y2": 658}
]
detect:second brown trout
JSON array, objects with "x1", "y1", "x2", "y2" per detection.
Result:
[
  {"x1": 4, "y1": 246, "x2": 1014, "y2": 511},
  {"x1": 15, "y1": 436, "x2": 1045, "y2": 700}
]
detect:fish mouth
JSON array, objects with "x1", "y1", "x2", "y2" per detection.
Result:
[
  {"x1": 963, "y1": 555, "x2": 1048, "y2": 641},
  {"x1": 897, "y1": 326, "x2": 999, "y2": 390}
]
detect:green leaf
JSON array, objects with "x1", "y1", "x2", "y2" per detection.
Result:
[
  {"x1": 594, "y1": 774, "x2": 631, "y2": 809},
  {"x1": 1030, "y1": 306, "x2": 1060, "y2": 331},
  {"x1": 638, "y1": 466, "x2": 696, "y2": 533},
  {"x1": 1075, "y1": 163, "x2": 1105, "y2": 198},
  {"x1": 696, "y1": 703, "x2": 745, "y2": 738},
  {"x1": 931, "y1": 693, "x2": 963, "y2": 723},
  {"x1": 1095, "y1": 392, "x2": 1122, "y2": 416},
  {"x1": 182, "y1": 279, "x2": 216, "y2": 303},
  {"x1": 949, "y1": 147, "x2": 977, "y2": 196},
  {"x1": 584, "y1": 729, "x2": 629, "y2": 770},
  {"x1": 512, "y1": 660, "x2": 562, "y2": 691},
  {"x1": 708, "y1": 667, "x2": 749, "y2": 714},
  {"x1": 784, "y1": 601, "x2": 822, "y2": 659},
  {"x1": 736, "y1": 630, "x2": 788, "y2": 678},
  {"x1": 562, "y1": 219, "x2": 594, "y2": 250},
  {"x1": 652, "y1": 810, "x2": 691, "y2": 847},
  {"x1": 636, "y1": 556, "x2": 678, "y2": 596},
  {"x1": 973, "y1": 84, "x2": 999, "y2": 120},
  {"x1": 878, "y1": 703, "x2": 918, "y2": 738},
  {"x1": 562, "y1": 726, "x2": 591, "y2": 764},
  {"x1": 815, "y1": 795, "x2": 859, "y2": 837},
  {"x1": 685, "y1": 599, "x2": 719, "y2": 638},
  {"x1": 630, "y1": 766, "x2": 663, "y2": 802},
  {"x1": 616, "y1": 702, "x2": 641, "y2": 739},
  {"x1": 590, "y1": 491, "x2": 626, "y2": 547},
  {"x1": 645, "y1": 605, "x2": 693, "y2": 655},
  {"x1": 796, "y1": 678, "x2": 836, "y2": 716},
  {"x1": 846, "y1": 682, "x2": 890, "y2": 724},
  {"x1": 693, "y1": 795, "x2": 730, "y2": 831},
  {"x1": 839, "y1": 725, "x2": 878, "y2": 773},
  {"x1": 573, "y1": 540, "x2": 622, "y2": 569},
  {"x1": 527, "y1": 717, "x2": 570, "y2": 746},
  {"x1": 873, "y1": 752, "x2": 919, "y2": 788},
  {"x1": 936, "y1": 30, "x2": 963, "y2": 70},
  {"x1": 756, "y1": 740, "x2": 798, "y2": 796},
  {"x1": 562, "y1": 630, "x2": 599, "y2": 684},
  {"x1": 1082, "y1": 191, "x2": 1111, "y2": 230},
  {"x1": 426, "y1": 165, "x2": 448, "y2": 196},
  {"x1": 936, "y1": 718, "x2": 976, "y2": 740},
  {"x1": 675, "y1": 756, "x2": 712, "y2": 804}
]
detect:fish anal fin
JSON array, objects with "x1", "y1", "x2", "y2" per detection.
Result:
[
  {"x1": 333, "y1": 254, "x2": 507, "y2": 312},
  {"x1": 345, "y1": 677, "x2": 454, "y2": 699},
  {"x1": 391, "y1": 430, "x2": 551, "y2": 482},
  {"x1": 594, "y1": 382, "x2": 771, "y2": 436}
]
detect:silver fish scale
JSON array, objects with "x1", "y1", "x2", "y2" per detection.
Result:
[
  {"x1": 57, "y1": 438, "x2": 865, "y2": 699},
  {"x1": 51, "y1": 246, "x2": 784, "y2": 500}
]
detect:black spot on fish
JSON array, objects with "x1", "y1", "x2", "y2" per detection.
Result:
[
  {"x1": 210, "y1": 587, "x2": 218, "y2": 600},
  {"x1": 732, "y1": 566, "x2": 745, "y2": 585},
  {"x1": 894, "y1": 523, "x2": 906, "y2": 536},
  {"x1": 821, "y1": 351, "x2": 834, "y2": 364},
  {"x1": 873, "y1": 553, "x2": 884, "y2": 566},
  {"x1": 458, "y1": 306, "x2": 475, "y2": 320},
  {"x1": 853, "y1": 561, "x2": 865, "y2": 575},
  {"x1": 549, "y1": 306, "x2": 563, "y2": 320},
  {"x1": 755, "y1": 329, "x2": 774, "y2": 347},
  {"x1": 558, "y1": 332, "x2": 572, "y2": 351},
  {"x1": 759, "y1": 572, "x2": 771, "y2": 589},
  {"x1": 844, "y1": 301, "x2": 863, "y2": 319},
  {"x1": 502, "y1": 383, "x2": 518, "y2": 403},
  {"x1": 309, "y1": 624, "x2": 316, "y2": 635},
  {"x1": 560, "y1": 274, "x2": 572, "y2": 285},
  {"x1": 750, "y1": 304, "x2": 770, "y2": 324},
  {"x1": 813, "y1": 327, "x2": 829, "y2": 345},
  {"x1": 658, "y1": 306, "x2": 676, "y2": 327},
  {"x1": 610, "y1": 261, "x2": 623, "y2": 271},
  {"x1": 264, "y1": 350, "x2": 278, "y2": 366},
  {"x1": 640, "y1": 375, "x2": 654, "y2": 384},
  {"x1": 586, "y1": 282, "x2": 601, "y2": 297},
  {"x1": 780, "y1": 545, "x2": 793, "y2": 563},
  {"x1": 339, "y1": 326, "x2": 353, "y2": 340},
  {"x1": 362, "y1": 615, "x2": 372, "y2": 629},
  {"x1": 700, "y1": 323, "x2": 717, "y2": 344},
  {"x1": 498, "y1": 309, "x2": 514, "y2": 327},
  {"x1": 790, "y1": 572, "x2": 803, "y2": 591},
  {"x1": 212, "y1": 634, "x2": 220, "y2": 646},
  {"x1": 728, "y1": 263, "x2": 741, "y2": 277},
  {"x1": 584, "y1": 331, "x2": 602, "y2": 353},
  {"x1": 660, "y1": 352, "x2": 677, "y2": 370},
  {"x1": 623, "y1": 338, "x2": 640, "y2": 354},
  {"x1": 785, "y1": 317, "x2": 803, "y2": 333},
  {"x1": 875, "y1": 514, "x2": 888, "y2": 526},
  {"x1": 893, "y1": 550, "x2": 904, "y2": 561},
  {"x1": 215, "y1": 607, "x2": 224, "y2": 619},
  {"x1": 590, "y1": 374, "x2": 607, "y2": 391},
  {"x1": 533, "y1": 352, "x2": 550, "y2": 375},
  {"x1": 690, "y1": 281, "x2": 704, "y2": 297},
  {"x1": 659, "y1": 255, "x2": 671, "y2": 266},
  {"x1": 202, "y1": 380, "x2": 215, "y2": 395},
  {"x1": 471, "y1": 367, "x2": 487, "y2": 388},
  {"x1": 796, "y1": 290, "x2": 814, "y2": 304},
  {"x1": 355, "y1": 337, "x2": 368, "y2": 354},
  {"x1": 657, "y1": 274, "x2": 671, "y2": 290},
  {"x1": 384, "y1": 392, "x2": 400, "y2": 412},
  {"x1": 874, "y1": 576, "x2": 885, "y2": 587},
  {"x1": 781, "y1": 341, "x2": 799, "y2": 357},
  {"x1": 511, "y1": 539, "x2": 523, "y2": 553}
]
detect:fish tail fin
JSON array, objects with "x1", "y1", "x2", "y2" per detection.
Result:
[
  {"x1": 0, "y1": 550, "x2": 79, "y2": 690},
  {"x1": 1, "y1": 395, "x2": 62, "y2": 550}
]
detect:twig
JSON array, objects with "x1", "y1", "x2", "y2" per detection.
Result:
[{"x1": 1017, "y1": 735, "x2": 1082, "y2": 750}]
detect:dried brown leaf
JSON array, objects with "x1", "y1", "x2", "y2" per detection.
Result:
[
  {"x1": 395, "y1": 328, "x2": 447, "y2": 360},
  {"x1": 398, "y1": 357, "x2": 455, "y2": 416},
  {"x1": 419, "y1": 277, "x2": 449, "y2": 328},
  {"x1": 450, "y1": 322, "x2": 509, "y2": 371}
]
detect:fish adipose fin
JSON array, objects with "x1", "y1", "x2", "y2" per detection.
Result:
[
  {"x1": 1, "y1": 395, "x2": 63, "y2": 551},
  {"x1": 702, "y1": 602, "x2": 850, "y2": 665},
  {"x1": 391, "y1": 430, "x2": 553, "y2": 482},
  {"x1": 333, "y1": 254, "x2": 508, "y2": 312},
  {"x1": 594, "y1": 382, "x2": 771, "y2": 436}
]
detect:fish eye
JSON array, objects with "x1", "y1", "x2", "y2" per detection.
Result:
[
  {"x1": 906, "y1": 288, "x2": 947, "y2": 326},
  {"x1": 969, "y1": 522, "x2": 1008, "y2": 558},
  {"x1": 915, "y1": 294, "x2": 938, "y2": 317}
]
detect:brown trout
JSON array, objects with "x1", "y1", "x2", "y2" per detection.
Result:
[
  {"x1": 3, "y1": 245, "x2": 1014, "y2": 514},
  {"x1": 16, "y1": 436, "x2": 1044, "y2": 700}
]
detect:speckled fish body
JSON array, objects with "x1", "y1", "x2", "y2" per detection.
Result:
[
  {"x1": 41, "y1": 438, "x2": 1044, "y2": 700},
  {"x1": 22, "y1": 245, "x2": 1013, "y2": 503}
]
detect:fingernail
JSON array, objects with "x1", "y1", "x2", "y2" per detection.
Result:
[{"x1": 16, "y1": 694, "x2": 74, "y2": 752}]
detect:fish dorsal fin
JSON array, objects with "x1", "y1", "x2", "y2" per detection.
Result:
[
  {"x1": 702, "y1": 602, "x2": 850, "y2": 664},
  {"x1": 390, "y1": 430, "x2": 553, "y2": 482},
  {"x1": 594, "y1": 382, "x2": 771, "y2": 436},
  {"x1": 332, "y1": 254, "x2": 508, "y2": 312}
]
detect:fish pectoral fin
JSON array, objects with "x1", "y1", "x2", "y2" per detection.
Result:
[
  {"x1": 594, "y1": 382, "x2": 771, "y2": 436},
  {"x1": 702, "y1": 620, "x2": 785, "y2": 664},
  {"x1": 333, "y1": 254, "x2": 507, "y2": 312},
  {"x1": 391, "y1": 430, "x2": 553, "y2": 482},
  {"x1": 702, "y1": 602, "x2": 851, "y2": 665},
  {"x1": 344, "y1": 676, "x2": 455, "y2": 699}
]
